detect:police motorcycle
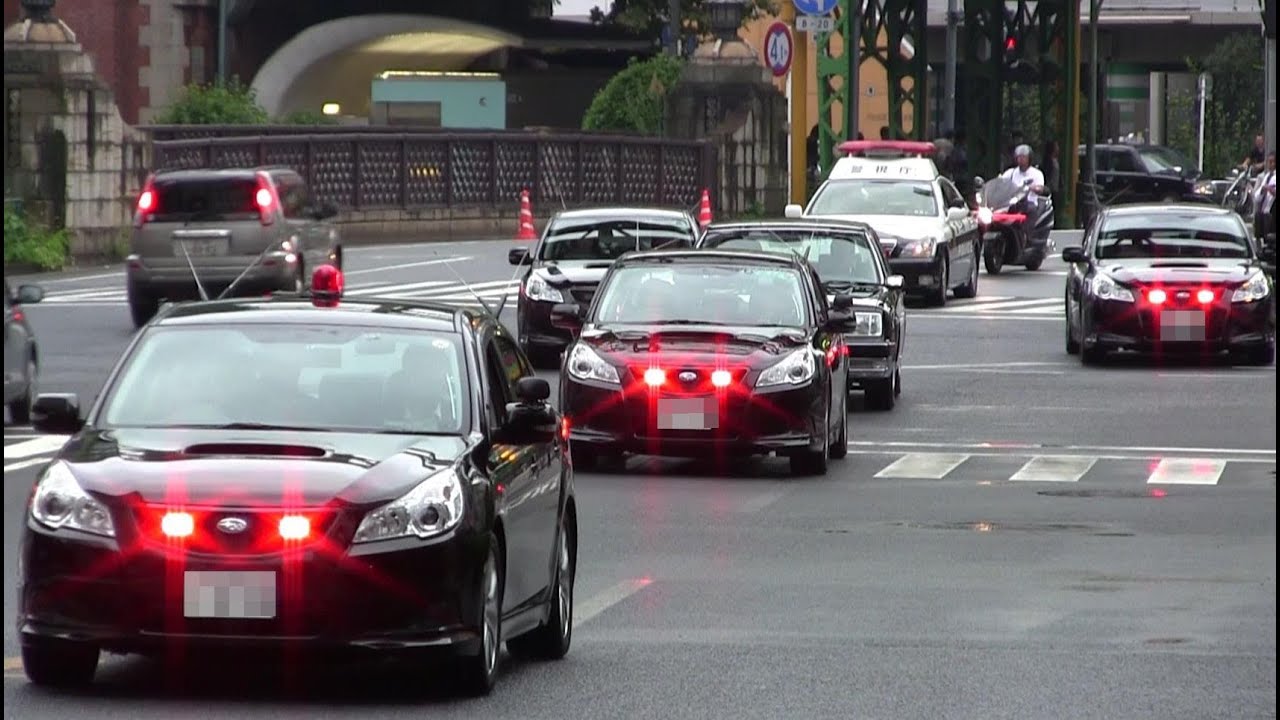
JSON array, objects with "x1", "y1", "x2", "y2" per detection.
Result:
[{"x1": 970, "y1": 174, "x2": 1056, "y2": 274}]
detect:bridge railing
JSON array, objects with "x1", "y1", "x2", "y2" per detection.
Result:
[{"x1": 149, "y1": 132, "x2": 717, "y2": 213}]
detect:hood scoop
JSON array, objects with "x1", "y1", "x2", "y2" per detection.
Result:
[
  {"x1": 1146, "y1": 261, "x2": 1209, "y2": 269},
  {"x1": 182, "y1": 442, "x2": 329, "y2": 459}
]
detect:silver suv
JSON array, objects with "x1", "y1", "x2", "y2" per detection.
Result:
[{"x1": 126, "y1": 167, "x2": 342, "y2": 327}]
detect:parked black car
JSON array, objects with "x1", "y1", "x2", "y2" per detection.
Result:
[
  {"x1": 18, "y1": 265, "x2": 577, "y2": 696},
  {"x1": 696, "y1": 219, "x2": 907, "y2": 410},
  {"x1": 552, "y1": 248, "x2": 851, "y2": 476},
  {"x1": 4, "y1": 278, "x2": 44, "y2": 424},
  {"x1": 1062, "y1": 204, "x2": 1276, "y2": 365},
  {"x1": 508, "y1": 207, "x2": 698, "y2": 368},
  {"x1": 1076, "y1": 143, "x2": 1211, "y2": 226}
]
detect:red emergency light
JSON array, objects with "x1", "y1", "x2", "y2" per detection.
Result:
[
  {"x1": 836, "y1": 140, "x2": 937, "y2": 158},
  {"x1": 311, "y1": 264, "x2": 344, "y2": 306}
]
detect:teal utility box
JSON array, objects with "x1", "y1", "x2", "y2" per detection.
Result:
[{"x1": 370, "y1": 71, "x2": 506, "y2": 129}]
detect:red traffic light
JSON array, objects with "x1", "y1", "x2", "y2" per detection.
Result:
[{"x1": 1005, "y1": 36, "x2": 1017, "y2": 52}]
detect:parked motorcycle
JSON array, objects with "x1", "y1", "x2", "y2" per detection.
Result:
[{"x1": 971, "y1": 175, "x2": 1056, "y2": 274}]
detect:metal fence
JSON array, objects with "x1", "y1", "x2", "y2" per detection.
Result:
[{"x1": 149, "y1": 131, "x2": 717, "y2": 212}]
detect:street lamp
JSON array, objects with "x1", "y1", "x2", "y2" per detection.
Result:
[{"x1": 704, "y1": 0, "x2": 748, "y2": 41}]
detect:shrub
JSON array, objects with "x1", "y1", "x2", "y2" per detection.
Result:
[
  {"x1": 279, "y1": 110, "x2": 340, "y2": 125},
  {"x1": 4, "y1": 206, "x2": 69, "y2": 271},
  {"x1": 582, "y1": 54, "x2": 685, "y2": 134},
  {"x1": 155, "y1": 78, "x2": 269, "y2": 125}
]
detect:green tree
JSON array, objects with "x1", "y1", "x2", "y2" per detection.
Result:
[
  {"x1": 582, "y1": 54, "x2": 685, "y2": 134},
  {"x1": 1163, "y1": 32, "x2": 1263, "y2": 177},
  {"x1": 155, "y1": 78, "x2": 269, "y2": 125},
  {"x1": 279, "y1": 110, "x2": 339, "y2": 125},
  {"x1": 587, "y1": 0, "x2": 773, "y2": 35}
]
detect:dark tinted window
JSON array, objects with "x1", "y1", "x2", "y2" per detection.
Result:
[
  {"x1": 1096, "y1": 213, "x2": 1251, "y2": 259},
  {"x1": 593, "y1": 263, "x2": 809, "y2": 327},
  {"x1": 700, "y1": 229, "x2": 882, "y2": 285},
  {"x1": 1138, "y1": 146, "x2": 1194, "y2": 174},
  {"x1": 538, "y1": 217, "x2": 694, "y2": 261},
  {"x1": 152, "y1": 176, "x2": 259, "y2": 222}
]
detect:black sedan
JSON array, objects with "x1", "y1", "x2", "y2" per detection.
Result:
[
  {"x1": 1063, "y1": 204, "x2": 1277, "y2": 365},
  {"x1": 5, "y1": 278, "x2": 44, "y2": 423},
  {"x1": 18, "y1": 265, "x2": 577, "y2": 696},
  {"x1": 552, "y1": 248, "x2": 850, "y2": 476},
  {"x1": 697, "y1": 220, "x2": 907, "y2": 410},
  {"x1": 508, "y1": 207, "x2": 697, "y2": 368}
]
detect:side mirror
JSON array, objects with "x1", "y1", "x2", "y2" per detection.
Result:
[
  {"x1": 550, "y1": 303, "x2": 583, "y2": 331},
  {"x1": 885, "y1": 274, "x2": 905, "y2": 289},
  {"x1": 784, "y1": 204, "x2": 804, "y2": 219},
  {"x1": 16, "y1": 284, "x2": 44, "y2": 304},
  {"x1": 508, "y1": 247, "x2": 532, "y2": 266},
  {"x1": 946, "y1": 206, "x2": 969, "y2": 221},
  {"x1": 1061, "y1": 247, "x2": 1086, "y2": 263},
  {"x1": 514, "y1": 376, "x2": 551, "y2": 403},
  {"x1": 973, "y1": 176, "x2": 985, "y2": 189},
  {"x1": 313, "y1": 201, "x2": 339, "y2": 220},
  {"x1": 32, "y1": 393, "x2": 84, "y2": 435},
  {"x1": 501, "y1": 394, "x2": 558, "y2": 445},
  {"x1": 831, "y1": 293, "x2": 854, "y2": 311}
]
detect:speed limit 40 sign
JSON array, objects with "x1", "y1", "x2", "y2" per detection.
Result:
[{"x1": 763, "y1": 22, "x2": 793, "y2": 78}]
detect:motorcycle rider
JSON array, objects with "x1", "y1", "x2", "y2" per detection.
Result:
[{"x1": 999, "y1": 144, "x2": 1048, "y2": 210}]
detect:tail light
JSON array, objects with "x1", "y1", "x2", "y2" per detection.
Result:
[
  {"x1": 254, "y1": 172, "x2": 277, "y2": 226},
  {"x1": 1147, "y1": 288, "x2": 1167, "y2": 305},
  {"x1": 134, "y1": 176, "x2": 157, "y2": 227}
]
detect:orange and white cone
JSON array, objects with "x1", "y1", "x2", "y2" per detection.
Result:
[
  {"x1": 517, "y1": 189, "x2": 537, "y2": 241},
  {"x1": 697, "y1": 189, "x2": 712, "y2": 229}
]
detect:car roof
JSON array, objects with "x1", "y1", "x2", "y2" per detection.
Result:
[
  {"x1": 825, "y1": 155, "x2": 940, "y2": 182},
  {"x1": 550, "y1": 207, "x2": 691, "y2": 222},
  {"x1": 615, "y1": 247, "x2": 809, "y2": 269},
  {"x1": 151, "y1": 167, "x2": 298, "y2": 181},
  {"x1": 1101, "y1": 203, "x2": 1237, "y2": 219},
  {"x1": 149, "y1": 295, "x2": 482, "y2": 333},
  {"x1": 704, "y1": 219, "x2": 876, "y2": 235}
]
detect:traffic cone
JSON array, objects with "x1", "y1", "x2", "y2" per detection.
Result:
[
  {"x1": 517, "y1": 189, "x2": 537, "y2": 241},
  {"x1": 697, "y1": 189, "x2": 712, "y2": 229}
]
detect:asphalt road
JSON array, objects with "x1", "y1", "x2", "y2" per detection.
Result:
[{"x1": 4, "y1": 230, "x2": 1276, "y2": 719}]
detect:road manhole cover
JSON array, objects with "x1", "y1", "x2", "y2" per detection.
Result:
[{"x1": 1037, "y1": 489, "x2": 1151, "y2": 499}]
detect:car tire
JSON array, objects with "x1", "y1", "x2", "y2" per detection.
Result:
[
  {"x1": 828, "y1": 397, "x2": 848, "y2": 459},
  {"x1": 1239, "y1": 344, "x2": 1276, "y2": 366},
  {"x1": 790, "y1": 409, "x2": 830, "y2": 476},
  {"x1": 507, "y1": 514, "x2": 575, "y2": 661},
  {"x1": 927, "y1": 258, "x2": 949, "y2": 307},
  {"x1": 457, "y1": 535, "x2": 503, "y2": 697},
  {"x1": 894, "y1": 369, "x2": 902, "y2": 397},
  {"x1": 21, "y1": 638, "x2": 99, "y2": 688},
  {"x1": 1065, "y1": 299, "x2": 1080, "y2": 355},
  {"x1": 8, "y1": 353, "x2": 36, "y2": 424},
  {"x1": 1081, "y1": 343, "x2": 1108, "y2": 366},
  {"x1": 1024, "y1": 254, "x2": 1045, "y2": 271},
  {"x1": 127, "y1": 285, "x2": 159, "y2": 329},
  {"x1": 865, "y1": 377, "x2": 896, "y2": 411},
  {"x1": 954, "y1": 255, "x2": 979, "y2": 299}
]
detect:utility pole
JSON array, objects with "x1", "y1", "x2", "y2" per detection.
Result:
[
  {"x1": 669, "y1": 0, "x2": 681, "y2": 55},
  {"x1": 1265, "y1": 0, "x2": 1276, "y2": 154},
  {"x1": 217, "y1": 0, "x2": 228, "y2": 82},
  {"x1": 846, "y1": 0, "x2": 862, "y2": 141},
  {"x1": 1086, "y1": 0, "x2": 1100, "y2": 194},
  {"x1": 783, "y1": 0, "x2": 810, "y2": 205},
  {"x1": 943, "y1": 0, "x2": 959, "y2": 132}
]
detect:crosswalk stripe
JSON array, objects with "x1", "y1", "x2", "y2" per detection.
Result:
[
  {"x1": 1146, "y1": 458, "x2": 1226, "y2": 485},
  {"x1": 4, "y1": 457, "x2": 51, "y2": 474},
  {"x1": 345, "y1": 280, "x2": 453, "y2": 296},
  {"x1": 1007, "y1": 305, "x2": 1060, "y2": 315},
  {"x1": 873, "y1": 452, "x2": 969, "y2": 479},
  {"x1": 939, "y1": 298, "x2": 1059, "y2": 312},
  {"x1": 4, "y1": 435, "x2": 69, "y2": 459},
  {"x1": 1008, "y1": 455, "x2": 1097, "y2": 482}
]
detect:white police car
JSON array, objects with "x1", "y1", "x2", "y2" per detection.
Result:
[{"x1": 786, "y1": 140, "x2": 981, "y2": 306}]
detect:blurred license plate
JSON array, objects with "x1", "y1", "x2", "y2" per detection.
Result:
[
  {"x1": 1159, "y1": 310, "x2": 1206, "y2": 341},
  {"x1": 184, "y1": 571, "x2": 276, "y2": 619},
  {"x1": 176, "y1": 239, "x2": 228, "y2": 257},
  {"x1": 657, "y1": 397, "x2": 718, "y2": 430}
]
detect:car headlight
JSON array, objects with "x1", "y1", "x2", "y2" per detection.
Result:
[
  {"x1": 352, "y1": 468, "x2": 465, "y2": 543},
  {"x1": 901, "y1": 236, "x2": 938, "y2": 257},
  {"x1": 29, "y1": 461, "x2": 115, "y2": 537},
  {"x1": 1089, "y1": 273, "x2": 1135, "y2": 302},
  {"x1": 524, "y1": 275, "x2": 564, "y2": 303},
  {"x1": 1193, "y1": 181, "x2": 1214, "y2": 195},
  {"x1": 1231, "y1": 271, "x2": 1271, "y2": 303},
  {"x1": 849, "y1": 312, "x2": 883, "y2": 337},
  {"x1": 756, "y1": 348, "x2": 816, "y2": 388},
  {"x1": 977, "y1": 207, "x2": 994, "y2": 224},
  {"x1": 566, "y1": 342, "x2": 620, "y2": 384}
]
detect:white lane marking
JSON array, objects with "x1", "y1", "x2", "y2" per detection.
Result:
[
  {"x1": 737, "y1": 488, "x2": 791, "y2": 514},
  {"x1": 1009, "y1": 455, "x2": 1098, "y2": 482},
  {"x1": 4, "y1": 457, "x2": 50, "y2": 474},
  {"x1": 1007, "y1": 306, "x2": 1061, "y2": 315},
  {"x1": 935, "y1": 298, "x2": 1059, "y2": 312},
  {"x1": 1146, "y1": 458, "x2": 1227, "y2": 485},
  {"x1": 26, "y1": 302, "x2": 129, "y2": 308},
  {"x1": 4, "y1": 435, "x2": 69, "y2": 459},
  {"x1": 412, "y1": 279, "x2": 519, "y2": 294},
  {"x1": 848, "y1": 440, "x2": 1275, "y2": 457},
  {"x1": 845, "y1": 449, "x2": 1276, "y2": 464},
  {"x1": 24, "y1": 271, "x2": 124, "y2": 285},
  {"x1": 43, "y1": 288, "x2": 127, "y2": 301},
  {"x1": 574, "y1": 578, "x2": 653, "y2": 629},
  {"x1": 873, "y1": 452, "x2": 969, "y2": 479},
  {"x1": 344, "y1": 280, "x2": 453, "y2": 296},
  {"x1": 902, "y1": 361, "x2": 1070, "y2": 370},
  {"x1": 342, "y1": 255, "x2": 473, "y2": 276},
  {"x1": 910, "y1": 314, "x2": 1061, "y2": 322}
]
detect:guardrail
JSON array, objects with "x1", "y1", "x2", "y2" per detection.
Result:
[{"x1": 150, "y1": 131, "x2": 717, "y2": 213}]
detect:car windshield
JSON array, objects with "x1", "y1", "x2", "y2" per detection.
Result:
[
  {"x1": 699, "y1": 229, "x2": 882, "y2": 285},
  {"x1": 100, "y1": 324, "x2": 469, "y2": 434},
  {"x1": 150, "y1": 176, "x2": 261, "y2": 222},
  {"x1": 1138, "y1": 146, "x2": 1195, "y2": 175},
  {"x1": 1095, "y1": 214, "x2": 1252, "y2": 260},
  {"x1": 592, "y1": 263, "x2": 809, "y2": 327},
  {"x1": 539, "y1": 217, "x2": 694, "y2": 261},
  {"x1": 807, "y1": 180, "x2": 938, "y2": 217}
]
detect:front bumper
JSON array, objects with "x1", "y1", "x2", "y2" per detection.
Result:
[
  {"x1": 887, "y1": 256, "x2": 943, "y2": 294},
  {"x1": 844, "y1": 337, "x2": 897, "y2": 387},
  {"x1": 1083, "y1": 293, "x2": 1275, "y2": 355},
  {"x1": 126, "y1": 254, "x2": 298, "y2": 300},
  {"x1": 18, "y1": 516, "x2": 489, "y2": 657},
  {"x1": 562, "y1": 371, "x2": 827, "y2": 457}
]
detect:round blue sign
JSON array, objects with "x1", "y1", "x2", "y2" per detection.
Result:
[{"x1": 793, "y1": 0, "x2": 838, "y2": 15}]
